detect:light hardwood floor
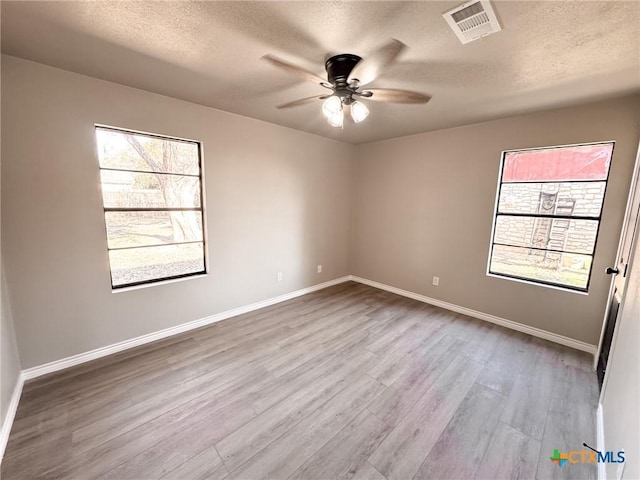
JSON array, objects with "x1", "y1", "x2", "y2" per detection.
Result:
[{"x1": 2, "y1": 282, "x2": 599, "y2": 480}]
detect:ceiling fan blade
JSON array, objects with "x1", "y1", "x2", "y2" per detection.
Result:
[
  {"x1": 262, "y1": 54, "x2": 326, "y2": 84},
  {"x1": 363, "y1": 88, "x2": 431, "y2": 104},
  {"x1": 348, "y1": 39, "x2": 407, "y2": 87},
  {"x1": 276, "y1": 95, "x2": 329, "y2": 109}
]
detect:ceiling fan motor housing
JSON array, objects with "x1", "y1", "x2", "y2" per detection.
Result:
[{"x1": 325, "y1": 54, "x2": 361, "y2": 88}]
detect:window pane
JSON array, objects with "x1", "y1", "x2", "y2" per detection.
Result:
[
  {"x1": 494, "y1": 216, "x2": 598, "y2": 255},
  {"x1": 96, "y1": 128, "x2": 199, "y2": 175},
  {"x1": 489, "y1": 142, "x2": 613, "y2": 291},
  {"x1": 101, "y1": 170, "x2": 201, "y2": 209},
  {"x1": 489, "y1": 244, "x2": 591, "y2": 290},
  {"x1": 109, "y1": 243, "x2": 205, "y2": 287},
  {"x1": 105, "y1": 211, "x2": 203, "y2": 249},
  {"x1": 502, "y1": 143, "x2": 613, "y2": 182},
  {"x1": 498, "y1": 182, "x2": 606, "y2": 217}
]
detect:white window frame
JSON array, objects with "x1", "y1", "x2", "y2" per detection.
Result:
[
  {"x1": 95, "y1": 125, "x2": 207, "y2": 289},
  {"x1": 486, "y1": 141, "x2": 615, "y2": 293}
]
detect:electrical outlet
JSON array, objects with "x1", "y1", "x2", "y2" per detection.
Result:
[
  {"x1": 432, "y1": 276, "x2": 439, "y2": 286},
  {"x1": 277, "y1": 272, "x2": 283, "y2": 282},
  {"x1": 317, "y1": 265, "x2": 322, "y2": 273}
]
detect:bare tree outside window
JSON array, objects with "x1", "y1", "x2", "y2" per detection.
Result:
[{"x1": 96, "y1": 126, "x2": 206, "y2": 288}]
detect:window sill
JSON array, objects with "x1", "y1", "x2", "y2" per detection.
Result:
[
  {"x1": 112, "y1": 273, "x2": 208, "y2": 293},
  {"x1": 486, "y1": 272, "x2": 589, "y2": 296}
]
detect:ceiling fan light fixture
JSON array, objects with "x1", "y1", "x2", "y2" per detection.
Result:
[
  {"x1": 350, "y1": 101, "x2": 369, "y2": 123},
  {"x1": 326, "y1": 110, "x2": 344, "y2": 128},
  {"x1": 322, "y1": 95, "x2": 342, "y2": 118},
  {"x1": 264, "y1": 41, "x2": 430, "y2": 130}
]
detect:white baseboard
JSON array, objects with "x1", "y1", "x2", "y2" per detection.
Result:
[
  {"x1": 350, "y1": 276, "x2": 597, "y2": 354},
  {"x1": 19, "y1": 274, "x2": 596, "y2": 380},
  {"x1": 22, "y1": 276, "x2": 351, "y2": 381},
  {"x1": 0, "y1": 373, "x2": 24, "y2": 462},
  {"x1": 5, "y1": 274, "x2": 597, "y2": 465},
  {"x1": 597, "y1": 403, "x2": 606, "y2": 480}
]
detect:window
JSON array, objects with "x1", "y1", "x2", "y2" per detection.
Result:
[
  {"x1": 96, "y1": 126, "x2": 206, "y2": 289},
  {"x1": 488, "y1": 142, "x2": 614, "y2": 292}
]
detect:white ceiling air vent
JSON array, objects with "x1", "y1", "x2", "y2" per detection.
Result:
[{"x1": 443, "y1": 0, "x2": 501, "y2": 44}]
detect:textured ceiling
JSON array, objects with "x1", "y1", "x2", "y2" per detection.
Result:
[{"x1": 2, "y1": 1, "x2": 639, "y2": 144}]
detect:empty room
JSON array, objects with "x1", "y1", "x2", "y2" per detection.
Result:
[{"x1": 1, "y1": 1, "x2": 639, "y2": 479}]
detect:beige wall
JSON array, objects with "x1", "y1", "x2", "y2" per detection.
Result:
[
  {"x1": 2, "y1": 53, "x2": 638, "y2": 370},
  {"x1": 351, "y1": 95, "x2": 640, "y2": 345},
  {"x1": 1, "y1": 55, "x2": 355, "y2": 368},
  {"x1": 602, "y1": 213, "x2": 639, "y2": 480}
]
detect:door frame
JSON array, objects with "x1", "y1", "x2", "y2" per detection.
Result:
[{"x1": 593, "y1": 140, "x2": 640, "y2": 375}]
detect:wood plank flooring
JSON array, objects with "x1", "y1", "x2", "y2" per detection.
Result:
[{"x1": 1, "y1": 282, "x2": 599, "y2": 480}]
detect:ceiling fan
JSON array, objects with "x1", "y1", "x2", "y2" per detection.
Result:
[{"x1": 263, "y1": 39, "x2": 431, "y2": 128}]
